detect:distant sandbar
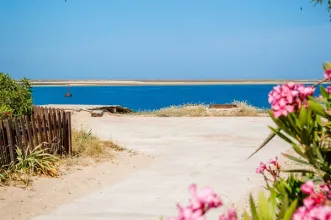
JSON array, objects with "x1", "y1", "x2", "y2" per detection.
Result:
[{"x1": 30, "y1": 80, "x2": 322, "y2": 86}]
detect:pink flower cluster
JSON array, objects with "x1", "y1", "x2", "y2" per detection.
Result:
[
  {"x1": 256, "y1": 156, "x2": 280, "y2": 180},
  {"x1": 219, "y1": 208, "x2": 237, "y2": 220},
  {"x1": 324, "y1": 69, "x2": 331, "y2": 93},
  {"x1": 170, "y1": 184, "x2": 237, "y2": 220},
  {"x1": 324, "y1": 69, "x2": 331, "y2": 80},
  {"x1": 268, "y1": 83, "x2": 315, "y2": 118},
  {"x1": 293, "y1": 181, "x2": 331, "y2": 220}
]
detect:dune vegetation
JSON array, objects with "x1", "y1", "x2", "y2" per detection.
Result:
[{"x1": 137, "y1": 101, "x2": 266, "y2": 117}]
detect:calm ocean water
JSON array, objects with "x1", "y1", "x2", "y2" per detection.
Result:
[{"x1": 32, "y1": 84, "x2": 319, "y2": 111}]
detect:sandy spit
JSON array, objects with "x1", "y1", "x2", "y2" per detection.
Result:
[{"x1": 30, "y1": 80, "x2": 322, "y2": 86}]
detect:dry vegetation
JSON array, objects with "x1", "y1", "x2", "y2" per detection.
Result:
[
  {"x1": 137, "y1": 101, "x2": 267, "y2": 117},
  {"x1": 62, "y1": 128, "x2": 126, "y2": 166},
  {"x1": 0, "y1": 145, "x2": 60, "y2": 187},
  {"x1": 0, "y1": 128, "x2": 126, "y2": 187}
]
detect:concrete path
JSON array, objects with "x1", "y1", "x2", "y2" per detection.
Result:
[{"x1": 34, "y1": 116, "x2": 288, "y2": 220}]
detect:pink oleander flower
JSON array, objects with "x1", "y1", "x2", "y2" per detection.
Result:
[
  {"x1": 301, "y1": 181, "x2": 315, "y2": 195},
  {"x1": 298, "y1": 86, "x2": 315, "y2": 100},
  {"x1": 293, "y1": 181, "x2": 331, "y2": 220},
  {"x1": 326, "y1": 85, "x2": 331, "y2": 94},
  {"x1": 324, "y1": 69, "x2": 331, "y2": 80},
  {"x1": 268, "y1": 83, "x2": 315, "y2": 118},
  {"x1": 256, "y1": 157, "x2": 281, "y2": 184},
  {"x1": 170, "y1": 204, "x2": 204, "y2": 220},
  {"x1": 255, "y1": 162, "x2": 267, "y2": 173},
  {"x1": 268, "y1": 156, "x2": 279, "y2": 167},
  {"x1": 320, "y1": 184, "x2": 330, "y2": 192},
  {"x1": 219, "y1": 208, "x2": 238, "y2": 220},
  {"x1": 189, "y1": 184, "x2": 222, "y2": 210},
  {"x1": 293, "y1": 205, "x2": 331, "y2": 220},
  {"x1": 170, "y1": 184, "x2": 222, "y2": 220},
  {"x1": 320, "y1": 184, "x2": 331, "y2": 200}
]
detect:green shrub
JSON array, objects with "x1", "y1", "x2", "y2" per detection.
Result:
[
  {"x1": 0, "y1": 105, "x2": 13, "y2": 120},
  {"x1": 0, "y1": 73, "x2": 32, "y2": 117},
  {"x1": 269, "y1": 174, "x2": 306, "y2": 208}
]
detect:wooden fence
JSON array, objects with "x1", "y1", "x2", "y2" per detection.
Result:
[{"x1": 0, "y1": 107, "x2": 72, "y2": 166}]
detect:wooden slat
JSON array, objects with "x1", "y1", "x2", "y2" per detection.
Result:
[
  {"x1": 57, "y1": 110, "x2": 62, "y2": 153},
  {"x1": 20, "y1": 116, "x2": 29, "y2": 152},
  {"x1": 52, "y1": 109, "x2": 58, "y2": 140},
  {"x1": 68, "y1": 112, "x2": 72, "y2": 155},
  {"x1": 37, "y1": 115, "x2": 44, "y2": 142},
  {"x1": 34, "y1": 106, "x2": 39, "y2": 118},
  {"x1": 25, "y1": 116, "x2": 34, "y2": 149},
  {"x1": 31, "y1": 117, "x2": 38, "y2": 145},
  {"x1": 0, "y1": 120, "x2": 6, "y2": 147},
  {"x1": 0, "y1": 120, "x2": 9, "y2": 165},
  {"x1": 48, "y1": 110, "x2": 54, "y2": 143},
  {"x1": 45, "y1": 109, "x2": 51, "y2": 142},
  {"x1": 14, "y1": 118, "x2": 23, "y2": 151},
  {"x1": 62, "y1": 111, "x2": 66, "y2": 153},
  {"x1": 0, "y1": 126, "x2": 3, "y2": 165},
  {"x1": 63, "y1": 112, "x2": 68, "y2": 154},
  {"x1": 5, "y1": 119, "x2": 15, "y2": 162},
  {"x1": 42, "y1": 113, "x2": 49, "y2": 143}
]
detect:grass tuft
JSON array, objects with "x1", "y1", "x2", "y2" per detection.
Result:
[
  {"x1": 72, "y1": 128, "x2": 125, "y2": 158},
  {"x1": 59, "y1": 128, "x2": 127, "y2": 167},
  {"x1": 137, "y1": 101, "x2": 266, "y2": 117},
  {"x1": 0, "y1": 145, "x2": 60, "y2": 187},
  {"x1": 11, "y1": 145, "x2": 59, "y2": 177}
]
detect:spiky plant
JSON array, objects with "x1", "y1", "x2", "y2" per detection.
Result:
[{"x1": 10, "y1": 144, "x2": 59, "y2": 177}]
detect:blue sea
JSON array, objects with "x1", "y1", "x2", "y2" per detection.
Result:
[{"x1": 32, "y1": 84, "x2": 319, "y2": 111}]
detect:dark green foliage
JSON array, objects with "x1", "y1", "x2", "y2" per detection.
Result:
[
  {"x1": 311, "y1": 0, "x2": 331, "y2": 20},
  {"x1": 269, "y1": 174, "x2": 306, "y2": 207},
  {"x1": 311, "y1": 0, "x2": 331, "y2": 10},
  {"x1": 0, "y1": 73, "x2": 32, "y2": 118}
]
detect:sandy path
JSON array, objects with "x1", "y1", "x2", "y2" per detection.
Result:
[
  {"x1": 30, "y1": 114, "x2": 288, "y2": 220},
  {"x1": 0, "y1": 152, "x2": 153, "y2": 220}
]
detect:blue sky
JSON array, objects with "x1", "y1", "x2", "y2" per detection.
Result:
[{"x1": 0, "y1": 0, "x2": 330, "y2": 80}]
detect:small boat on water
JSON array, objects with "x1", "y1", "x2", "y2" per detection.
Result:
[{"x1": 64, "y1": 84, "x2": 72, "y2": 97}]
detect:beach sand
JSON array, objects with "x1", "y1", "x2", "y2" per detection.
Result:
[
  {"x1": 0, "y1": 112, "x2": 289, "y2": 220},
  {"x1": 31, "y1": 113, "x2": 287, "y2": 220},
  {"x1": 0, "y1": 151, "x2": 153, "y2": 220}
]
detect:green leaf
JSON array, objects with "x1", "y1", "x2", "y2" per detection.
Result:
[
  {"x1": 243, "y1": 212, "x2": 251, "y2": 220},
  {"x1": 308, "y1": 99, "x2": 327, "y2": 118},
  {"x1": 268, "y1": 191, "x2": 277, "y2": 217},
  {"x1": 249, "y1": 194, "x2": 258, "y2": 220},
  {"x1": 258, "y1": 192, "x2": 270, "y2": 219},
  {"x1": 282, "y1": 169, "x2": 315, "y2": 174},
  {"x1": 281, "y1": 153, "x2": 311, "y2": 166},
  {"x1": 320, "y1": 86, "x2": 329, "y2": 99},
  {"x1": 269, "y1": 126, "x2": 294, "y2": 145},
  {"x1": 299, "y1": 107, "x2": 308, "y2": 127},
  {"x1": 287, "y1": 114, "x2": 301, "y2": 135},
  {"x1": 277, "y1": 117, "x2": 296, "y2": 137},
  {"x1": 324, "y1": 61, "x2": 331, "y2": 72},
  {"x1": 300, "y1": 128, "x2": 311, "y2": 146},
  {"x1": 278, "y1": 195, "x2": 289, "y2": 219},
  {"x1": 247, "y1": 132, "x2": 276, "y2": 159},
  {"x1": 292, "y1": 144, "x2": 308, "y2": 159},
  {"x1": 283, "y1": 199, "x2": 298, "y2": 220},
  {"x1": 316, "y1": 148, "x2": 325, "y2": 163}
]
